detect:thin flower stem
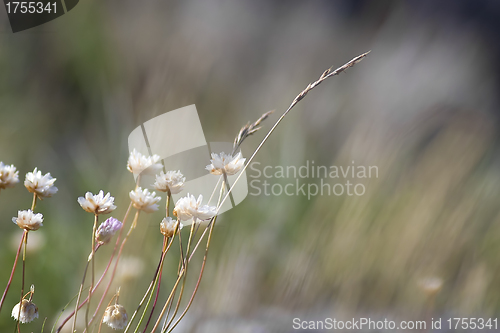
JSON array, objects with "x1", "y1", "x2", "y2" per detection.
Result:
[
  {"x1": 16, "y1": 231, "x2": 28, "y2": 333},
  {"x1": 84, "y1": 214, "x2": 99, "y2": 332},
  {"x1": 161, "y1": 222, "x2": 196, "y2": 332},
  {"x1": 142, "y1": 235, "x2": 173, "y2": 332},
  {"x1": 56, "y1": 201, "x2": 134, "y2": 333},
  {"x1": 31, "y1": 193, "x2": 37, "y2": 211},
  {"x1": 165, "y1": 180, "x2": 225, "y2": 333},
  {"x1": 124, "y1": 237, "x2": 171, "y2": 333},
  {"x1": 72, "y1": 260, "x2": 90, "y2": 333},
  {"x1": 134, "y1": 241, "x2": 167, "y2": 333},
  {"x1": 158, "y1": 182, "x2": 225, "y2": 333},
  {"x1": 0, "y1": 230, "x2": 26, "y2": 314},
  {"x1": 86, "y1": 210, "x2": 140, "y2": 329},
  {"x1": 166, "y1": 191, "x2": 171, "y2": 217},
  {"x1": 222, "y1": 172, "x2": 235, "y2": 207},
  {"x1": 150, "y1": 229, "x2": 192, "y2": 332}
]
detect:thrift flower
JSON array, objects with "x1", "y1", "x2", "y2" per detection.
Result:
[
  {"x1": 173, "y1": 193, "x2": 217, "y2": 221},
  {"x1": 160, "y1": 217, "x2": 183, "y2": 238},
  {"x1": 129, "y1": 187, "x2": 160, "y2": 213},
  {"x1": 103, "y1": 304, "x2": 128, "y2": 330},
  {"x1": 24, "y1": 168, "x2": 58, "y2": 199},
  {"x1": 127, "y1": 149, "x2": 162, "y2": 175},
  {"x1": 96, "y1": 217, "x2": 123, "y2": 245},
  {"x1": 153, "y1": 170, "x2": 185, "y2": 194},
  {"x1": 0, "y1": 162, "x2": 19, "y2": 190},
  {"x1": 12, "y1": 210, "x2": 43, "y2": 231},
  {"x1": 206, "y1": 152, "x2": 245, "y2": 176},
  {"x1": 11, "y1": 299, "x2": 38, "y2": 323},
  {"x1": 78, "y1": 190, "x2": 117, "y2": 215}
]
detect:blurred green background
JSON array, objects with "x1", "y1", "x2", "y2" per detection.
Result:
[{"x1": 1, "y1": 0, "x2": 500, "y2": 332}]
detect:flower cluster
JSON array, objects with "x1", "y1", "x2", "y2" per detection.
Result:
[
  {"x1": 127, "y1": 149, "x2": 162, "y2": 175},
  {"x1": 0, "y1": 162, "x2": 19, "y2": 190},
  {"x1": 173, "y1": 194, "x2": 217, "y2": 221},
  {"x1": 24, "y1": 168, "x2": 58, "y2": 199},
  {"x1": 12, "y1": 209, "x2": 44, "y2": 231},
  {"x1": 206, "y1": 152, "x2": 245, "y2": 176},
  {"x1": 154, "y1": 170, "x2": 185, "y2": 194},
  {"x1": 129, "y1": 187, "x2": 160, "y2": 213},
  {"x1": 78, "y1": 191, "x2": 117, "y2": 215},
  {"x1": 160, "y1": 217, "x2": 183, "y2": 238}
]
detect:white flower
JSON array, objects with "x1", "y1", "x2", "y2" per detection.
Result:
[
  {"x1": 127, "y1": 149, "x2": 162, "y2": 175},
  {"x1": 129, "y1": 187, "x2": 160, "y2": 213},
  {"x1": 0, "y1": 162, "x2": 19, "y2": 190},
  {"x1": 160, "y1": 217, "x2": 183, "y2": 238},
  {"x1": 103, "y1": 304, "x2": 128, "y2": 330},
  {"x1": 78, "y1": 190, "x2": 117, "y2": 215},
  {"x1": 205, "y1": 152, "x2": 245, "y2": 176},
  {"x1": 12, "y1": 210, "x2": 43, "y2": 231},
  {"x1": 24, "y1": 168, "x2": 58, "y2": 199},
  {"x1": 153, "y1": 170, "x2": 185, "y2": 194},
  {"x1": 173, "y1": 193, "x2": 217, "y2": 221},
  {"x1": 11, "y1": 299, "x2": 38, "y2": 323}
]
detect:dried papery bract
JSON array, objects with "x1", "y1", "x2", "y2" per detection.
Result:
[
  {"x1": 0, "y1": 162, "x2": 19, "y2": 190},
  {"x1": 24, "y1": 167, "x2": 58, "y2": 199},
  {"x1": 12, "y1": 285, "x2": 38, "y2": 324},
  {"x1": 11, "y1": 299, "x2": 38, "y2": 324},
  {"x1": 103, "y1": 304, "x2": 128, "y2": 330}
]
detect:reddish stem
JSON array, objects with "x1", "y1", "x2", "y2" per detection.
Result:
[{"x1": 0, "y1": 230, "x2": 25, "y2": 314}]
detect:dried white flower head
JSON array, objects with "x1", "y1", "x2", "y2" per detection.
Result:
[
  {"x1": 0, "y1": 162, "x2": 19, "y2": 190},
  {"x1": 160, "y1": 217, "x2": 183, "y2": 238},
  {"x1": 96, "y1": 217, "x2": 123, "y2": 245},
  {"x1": 129, "y1": 187, "x2": 160, "y2": 213},
  {"x1": 78, "y1": 190, "x2": 117, "y2": 215},
  {"x1": 173, "y1": 193, "x2": 217, "y2": 221},
  {"x1": 206, "y1": 152, "x2": 245, "y2": 176},
  {"x1": 153, "y1": 170, "x2": 185, "y2": 194},
  {"x1": 24, "y1": 168, "x2": 58, "y2": 199},
  {"x1": 127, "y1": 149, "x2": 162, "y2": 176},
  {"x1": 12, "y1": 210, "x2": 43, "y2": 231},
  {"x1": 103, "y1": 304, "x2": 128, "y2": 330},
  {"x1": 11, "y1": 299, "x2": 39, "y2": 323}
]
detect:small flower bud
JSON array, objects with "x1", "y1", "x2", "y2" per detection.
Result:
[
  {"x1": 96, "y1": 217, "x2": 123, "y2": 245},
  {"x1": 160, "y1": 217, "x2": 183, "y2": 238}
]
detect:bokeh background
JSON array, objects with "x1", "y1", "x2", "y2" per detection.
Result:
[{"x1": 1, "y1": 0, "x2": 500, "y2": 332}]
